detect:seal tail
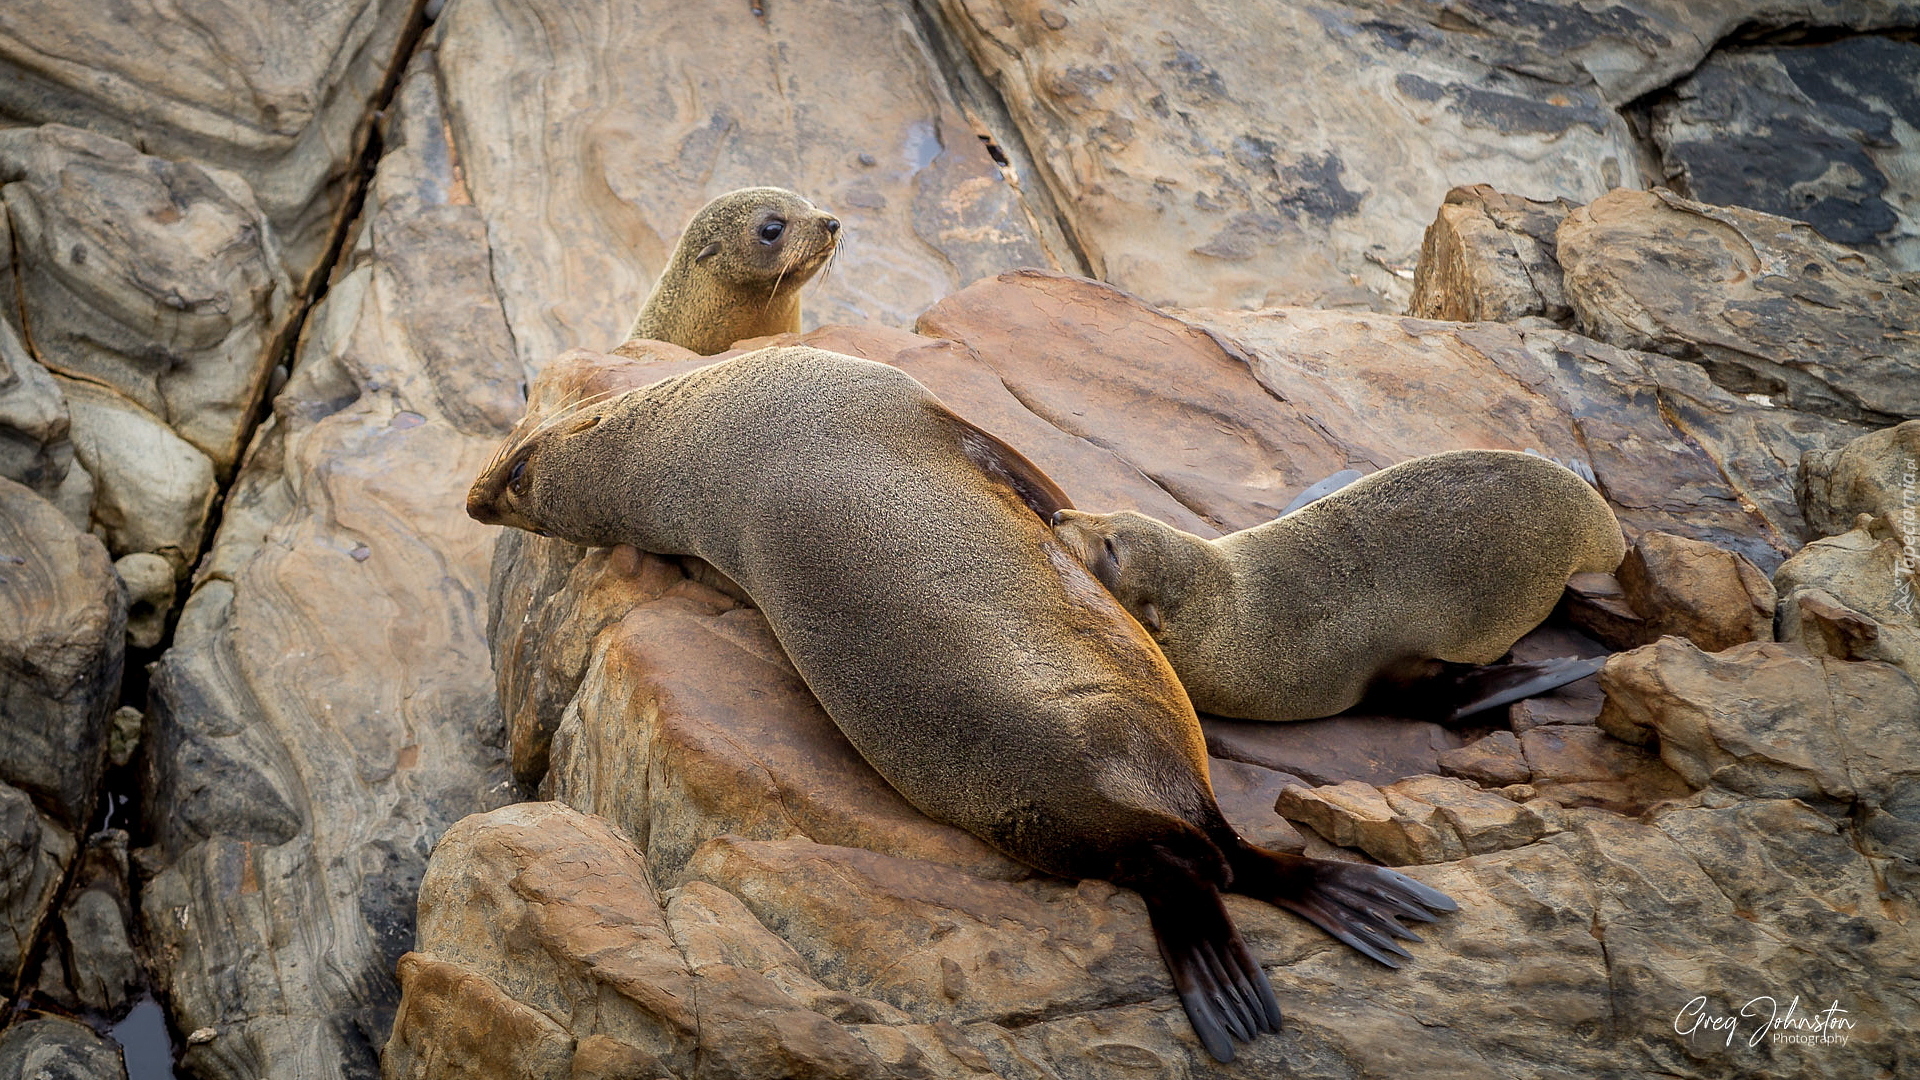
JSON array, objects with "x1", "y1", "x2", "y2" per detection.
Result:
[
  {"x1": 1222, "y1": 841, "x2": 1457, "y2": 969},
  {"x1": 1141, "y1": 867, "x2": 1281, "y2": 1062}
]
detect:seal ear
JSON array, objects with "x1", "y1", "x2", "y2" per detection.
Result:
[
  {"x1": 695, "y1": 241, "x2": 722, "y2": 262},
  {"x1": 1138, "y1": 601, "x2": 1163, "y2": 634},
  {"x1": 939, "y1": 410, "x2": 1074, "y2": 522}
]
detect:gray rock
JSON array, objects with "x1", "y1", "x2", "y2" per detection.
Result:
[
  {"x1": 1653, "y1": 36, "x2": 1920, "y2": 272},
  {"x1": 0, "y1": 0, "x2": 423, "y2": 285},
  {"x1": 58, "y1": 379, "x2": 216, "y2": 574},
  {"x1": 0, "y1": 125, "x2": 292, "y2": 474},
  {"x1": 54, "y1": 831, "x2": 141, "y2": 1019},
  {"x1": 0, "y1": 477, "x2": 124, "y2": 829},
  {"x1": 113, "y1": 554, "x2": 176, "y2": 652},
  {"x1": 0, "y1": 312, "x2": 73, "y2": 501},
  {"x1": 0, "y1": 782, "x2": 74, "y2": 1001},
  {"x1": 0, "y1": 1016, "x2": 128, "y2": 1080}
]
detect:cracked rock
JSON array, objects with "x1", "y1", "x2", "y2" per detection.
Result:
[{"x1": 1615, "y1": 530, "x2": 1776, "y2": 652}]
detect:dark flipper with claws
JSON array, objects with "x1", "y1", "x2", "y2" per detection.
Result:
[
  {"x1": 1142, "y1": 862, "x2": 1282, "y2": 1063},
  {"x1": 1222, "y1": 840, "x2": 1458, "y2": 968}
]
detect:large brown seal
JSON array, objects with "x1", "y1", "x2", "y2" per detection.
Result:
[
  {"x1": 625, "y1": 187, "x2": 840, "y2": 354},
  {"x1": 1051, "y1": 449, "x2": 1628, "y2": 723},
  {"x1": 468, "y1": 346, "x2": 1455, "y2": 1062}
]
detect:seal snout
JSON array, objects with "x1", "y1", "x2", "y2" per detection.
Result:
[{"x1": 823, "y1": 215, "x2": 840, "y2": 234}]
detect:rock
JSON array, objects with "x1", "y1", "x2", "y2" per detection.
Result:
[
  {"x1": 105, "y1": 708, "x2": 141, "y2": 772},
  {"x1": 1799, "y1": 418, "x2": 1920, "y2": 538},
  {"x1": 1652, "y1": 36, "x2": 1920, "y2": 272},
  {"x1": 1274, "y1": 774, "x2": 1553, "y2": 865},
  {"x1": 1184, "y1": 301, "x2": 1852, "y2": 568},
  {"x1": 0, "y1": 0, "x2": 425, "y2": 284},
  {"x1": 1517, "y1": 724, "x2": 1691, "y2": 816},
  {"x1": 0, "y1": 312, "x2": 73, "y2": 501},
  {"x1": 432, "y1": 0, "x2": 1056, "y2": 370},
  {"x1": 1408, "y1": 184, "x2": 1574, "y2": 323},
  {"x1": 1206, "y1": 759, "x2": 1309, "y2": 855},
  {"x1": 1615, "y1": 531, "x2": 1776, "y2": 652},
  {"x1": 0, "y1": 1015, "x2": 128, "y2": 1080},
  {"x1": 928, "y1": 0, "x2": 1642, "y2": 311},
  {"x1": 1201, "y1": 715, "x2": 1464, "y2": 788},
  {"x1": 59, "y1": 380, "x2": 217, "y2": 573},
  {"x1": 0, "y1": 783, "x2": 73, "y2": 1001},
  {"x1": 138, "y1": 58, "x2": 516, "y2": 1080},
  {"x1": 1560, "y1": 572, "x2": 1646, "y2": 651},
  {"x1": 50, "y1": 830, "x2": 141, "y2": 1019},
  {"x1": 0, "y1": 124, "x2": 293, "y2": 474},
  {"x1": 113, "y1": 553, "x2": 176, "y2": 651},
  {"x1": 1558, "y1": 188, "x2": 1920, "y2": 423},
  {"x1": 1774, "y1": 515, "x2": 1920, "y2": 679},
  {"x1": 1597, "y1": 638, "x2": 1920, "y2": 815},
  {"x1": 0, "y1": 476, "x2": 124, "y2": 829},
  {"x1": 1437, "y1": 731, "x2": 1531, "y2": 788}
]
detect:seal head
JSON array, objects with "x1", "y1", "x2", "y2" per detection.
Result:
[{"x1": 625, "y1": 187, "x2": 841, "y2": 354}]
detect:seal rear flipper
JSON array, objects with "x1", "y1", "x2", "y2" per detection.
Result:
[
  {"x1": 1225, "y1": 844, "x2": 1456, "y2": 968},
  {"x1": 1439, "y1": 655, "x2": 1607, "y2": 723},
  {"x1": 939, "y1": 409, "x2": 1075, "y2": 521},
  {"x1": 1142, "y1": 874, "x2": 1281, "y2": 1062},
  {"x1": 1278, "y1": 468, "x2": 1365, "y2": 516}
]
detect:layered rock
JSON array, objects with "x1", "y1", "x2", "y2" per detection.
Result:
[
  {"x1": 137, "y1": 58, "x2": 518, "y2": 1080},
  {"x1": 0, "y1": 0, "x2": 426, "y2": 284},
  {"x1": 1798, "y1": 418, "x2": 1920, "y2": 538},
  {"x1": 0, "y1": 1015, "x2": 128, "y2": 1080}
]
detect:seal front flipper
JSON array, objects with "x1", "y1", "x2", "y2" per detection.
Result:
[
  {"x1": 1224, "y1": 842, "x2": 1456, "y2": 968},
  {"x1": 1439, "y1": 655, "x2": 1607, "y2": 723},
  {"x1": 1137, "y1": 861, "x2": 1281, "y2": 1062},
  {"x1": 938, "y1": 408, "x2": 1075, "y2": 521}
]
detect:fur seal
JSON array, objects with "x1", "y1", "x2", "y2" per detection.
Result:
[
  {"x1": 468, "y1": 346, "x2": 1456, "y2": 1062},
  {"x1": 1051, "y1": 449, "x2": 1628, "y2": 723},
  {"x1": 625, "y1": 187, "x2": 840, "y2": 354}
]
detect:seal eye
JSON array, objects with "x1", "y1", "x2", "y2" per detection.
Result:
[
  {"x1": 1102, "y1": 536, "x2": 1119, "y2": 563},
  {"x1": 508, "y1": 457, "x2": 529, "y2": 495},
  {"x1": 758, "y1": 219, "x2": 785, "y2": 243}
]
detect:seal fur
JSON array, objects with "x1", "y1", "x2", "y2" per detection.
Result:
[
  {"x1": 469, "y1": 346, "x2": 1457, "y2": 1062},
  {"x1": 1051, "y1": 449, "x2": 1628, "y2": 722},
  {"x1": 625, "y1": 187, "x2": 840, "y2": 355}
]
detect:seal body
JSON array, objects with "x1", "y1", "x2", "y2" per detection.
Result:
[
  {"x1": 470, "y1": 346, "x2": 1456, "y2": 1062},
  {"x1": 1052, "y1": 449, "x2": 1627, "y2": 721},
  {"x1": 625, "y1": 187, "x2": 840, "y2": 355}
]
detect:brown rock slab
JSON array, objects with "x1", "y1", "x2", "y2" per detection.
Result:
[
  {"x1": 1799, "y1": 418, "x2": 1920, "y2": 539},
  {"x1": 1616, "y1": 531, "x2": 1776, "y2": 652},
  {"x1": 1275, "y1": 775, "x2": 1552, "y2": 865},
  {"x1": 1206, "y1": 758, "x2": 1309, "y2": 855},
  {"x1": 435, "y1": 0, "x2": 1057, "y2": 370},
  {"x1": 1408, "y1": 184, "x2": 1575, "y2": 323},
  {"x1": 1558, "y1": 188, "x2": 1920, "y2": 423},
  {"x1": 1202, "y1": 714, "x2": 1464, "y2": 788},
  {"x1": 0, "y1": 0, "x2": 423, "y2": 283},
  {"x1": 1598, "y1": 638, "x2": 1920, "y2": 814},
  {"x1": 1437, "y1": 731, "x2": 1531, "y2": 788},
  {"x1": 1518, "y1": 724, "x2": 1691, "y2": 816},
  {"x1": 0, "y1": 476, "x2": 124, "y2": 829},
  {"x1": 1561, "y1": 571, "x2": 1645, "y2": 650}
]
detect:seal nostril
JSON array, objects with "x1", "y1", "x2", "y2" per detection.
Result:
[{"x1": 824, "y1": 217, "x2": 840, "y2": 234}]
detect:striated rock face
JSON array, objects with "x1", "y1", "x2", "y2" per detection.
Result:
[
  {"x1": 1558, "y1": 188, "x2": 1920, "y2": 424},
  {"x1": 432, "y1": 0, "x2": 1060, "y2": 372},
  {"x1": 0, "y1": 0, "x2": 425, "y2": 285},
  {"x1": 137, "y1": 59, "x2": 519, "y2": 1080}
]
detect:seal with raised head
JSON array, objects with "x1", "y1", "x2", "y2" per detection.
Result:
[
  {"x1": 1051, "y1": 449, "x2": 1628, "y2": 723},
  {"x1": 625, "y1": 186, "x2": 840, "y2": 354},
  {"x1": 468, "y1": 345, "x2": 1456, "y2": 1063}
]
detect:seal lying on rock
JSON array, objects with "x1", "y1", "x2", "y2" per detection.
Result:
[
  {"x1": 624, "y1": 186, "x2": 840, "y2": 354},
  {"x1": 468, "y1": 345, "x2": 1456, "y2": 1063},
  {"x1": 1052, "y1": 449, "x2": 1628, "y2": 723}
]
